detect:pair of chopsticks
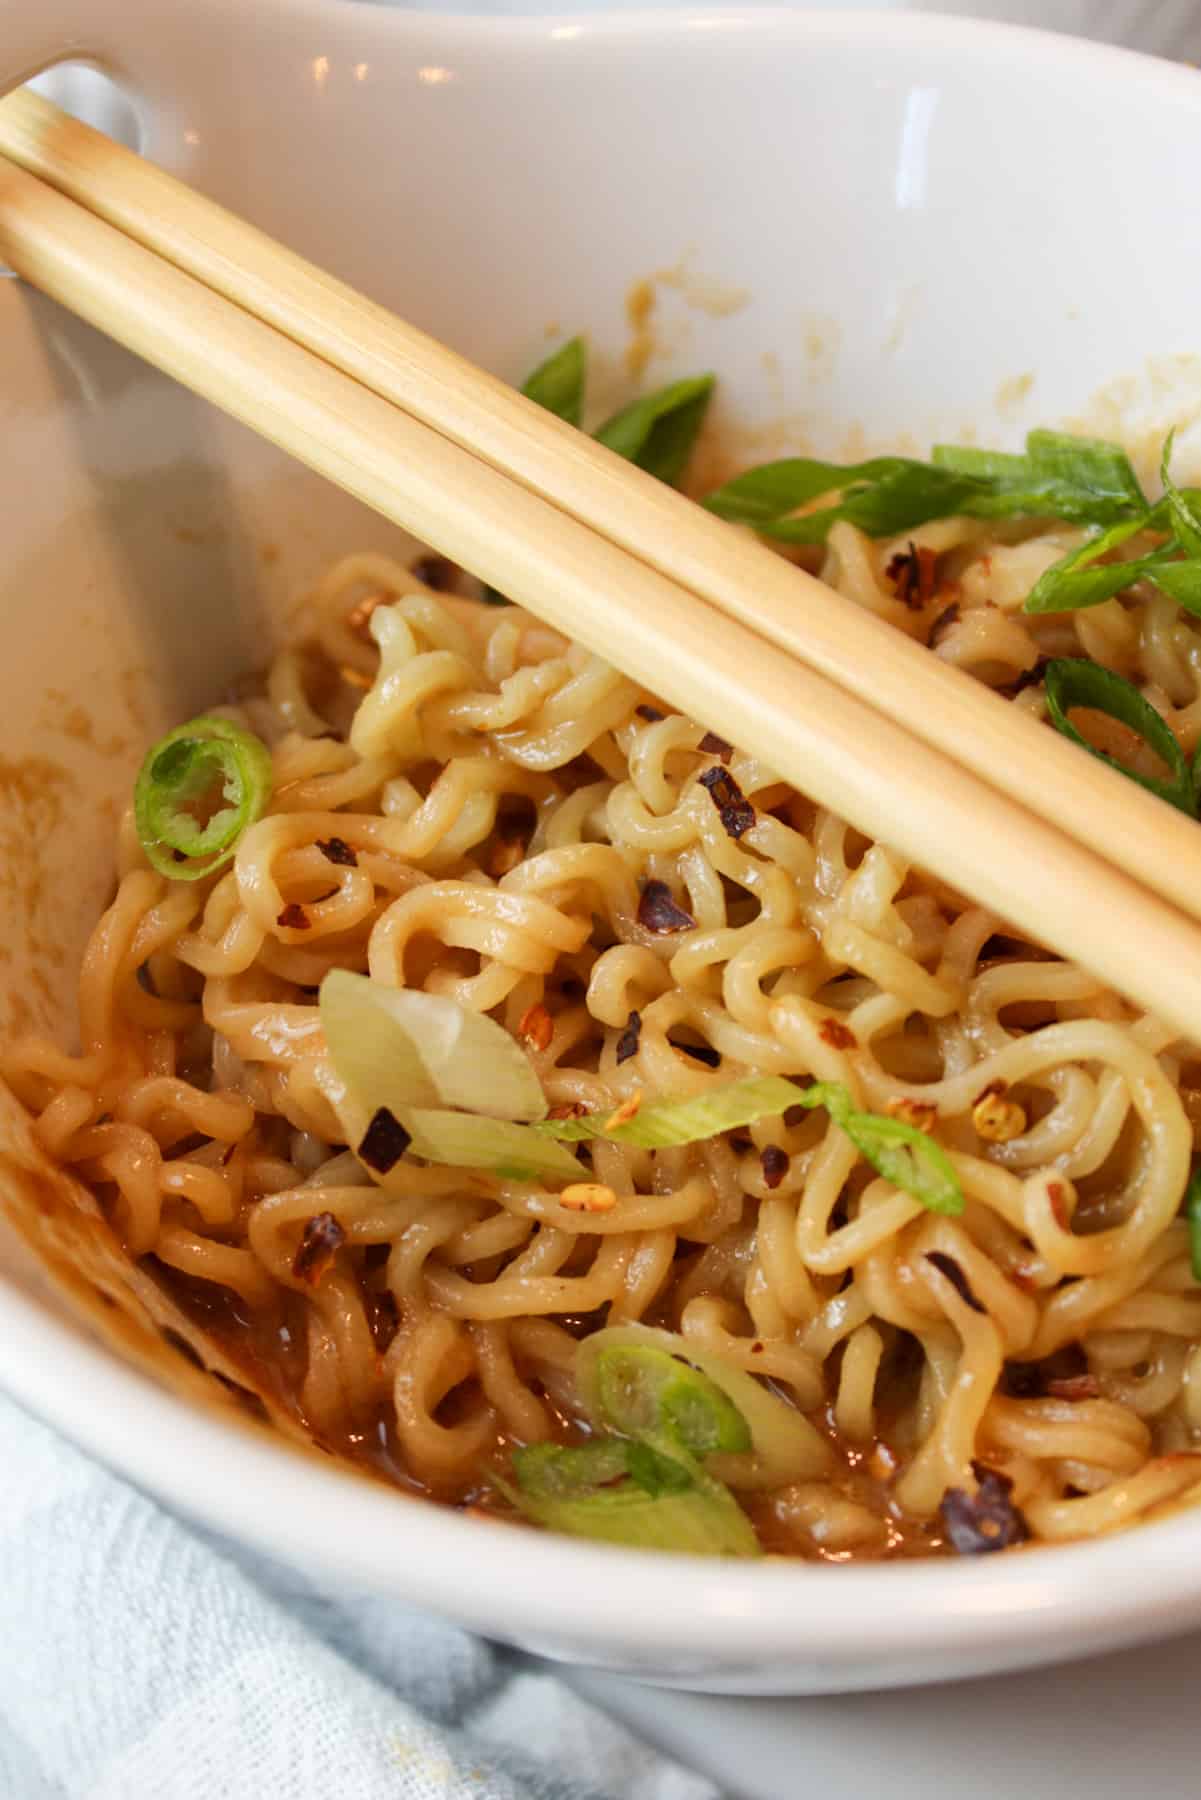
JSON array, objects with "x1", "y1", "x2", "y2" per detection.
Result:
[{"x1": 2, "y1": 87, "x2": 1201, "y2": 1041}]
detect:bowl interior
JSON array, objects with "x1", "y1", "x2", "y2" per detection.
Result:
[{"x1": 6, "y1": 2, "x2": 1201, "y2": 1690}]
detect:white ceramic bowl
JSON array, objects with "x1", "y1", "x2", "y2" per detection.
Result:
[{"x1": 6, "y1": 0, "x2": 1201, "y2": 1696}]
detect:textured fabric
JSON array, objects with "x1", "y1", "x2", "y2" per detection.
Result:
[{"x1": 0, "y1": 1391, "x2": 719, "y2": 1800}]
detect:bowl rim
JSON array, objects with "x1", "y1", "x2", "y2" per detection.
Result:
[{"x1": 9, "y1": 0, "x2": 1201, "y2": 1675}]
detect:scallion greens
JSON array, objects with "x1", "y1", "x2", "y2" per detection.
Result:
[{"x1": 134, "y1": 716, "x2": 273, "y2": 881}]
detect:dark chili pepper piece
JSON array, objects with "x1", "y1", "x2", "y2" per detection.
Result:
[
  {"x1": 698, "y1": 730, "x2": 733, "y2": 763},
  {"x1": 940, "y1": 1465, "x2": 1029, "y2": 1554},
  {"x1": 358, "y1": 1106, "x2": 412, "y2": 1174},
  {"x1": 615, "y1": 1010, "x2": 642, "y2": 1064},
  {"x1": 698, "y1": 765, "x2": 755, "y2": 840},
  {"x1": 292, "y1": 1211, "x2": 346, "y2": 1286},
  {"x1": 885, "y1": 541, "x2": 939, "y2": 609},
  {"x1": 317, "y1": 836, "x2": 358, "y2": 867},
  {"x1": 638, "y1": 879, "x2": 696, "y2": 934}
]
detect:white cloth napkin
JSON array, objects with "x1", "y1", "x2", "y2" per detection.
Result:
[{"x1": 0, "y1": 1390, "x2": 720, "y2": 1800}]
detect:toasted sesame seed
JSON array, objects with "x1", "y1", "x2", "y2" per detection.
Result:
[
  {"x1": 559, "y1": 1182, "x2": 618, "y2": 1214},
  {"x1": 972, "y1": 1092, "x2": 1027, "y2": 1142}
]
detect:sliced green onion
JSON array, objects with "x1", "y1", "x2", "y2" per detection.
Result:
[
  {"x1": 791, "y1": 1080, "x2": 964, "y2": 1217},
  {"x1": 319, "y1": 970, "x2": 546, "y2": 1122},
  {"x1": 936, "y1": 429, "x2": 1147, "y2": 524},
  {"x1": 134, "y1": 715, "x2": 273, "y2": 881},
  {"x1": 594, "y1": 375, "x2": 714, "y2": 487},
  {"x1": 700, "y1": 454, "x2": 920, "y2": 526},
  {"x1": 1160, "y1": 431, "x2": 1201, "y2": 559},
  {"x1": 499, "y1": 1437, "x2": 760, "y2": 1557},
  {"x1": 535, "y1": 1074, "x2": 801, "y2": 1149},
  {"x1": 1146, "y1": 559, "x2": 1201, "y2": 615},
  {"x1": 521, "y1": 336, "x2": 586, "y2": 427},
  {"x1": 1024, "y1": 518, "x2": 1175, "y2": 614},
  {"x1": 1187, "y1": 1169, "x2": 1201, "y2": 1283},
  {"x1": 577, "y1": 1323, "x2": 832, "y2": 1487},
  {"x1": 398, "y1": 1108, "x2": 583, "y2": 1182},
  {"x1": 590, "y1": 1342, "x2": 751, "y2": 1456},
  {"x1": 537, "y1": 1072, "x2": 963, "y2": 1216},
  {"x1": 1042, "y1": 659, "x2": 1196, "y2": 815},
  {"x1": 702, "y1": 427, "x2": 1150, "y2": 547}
]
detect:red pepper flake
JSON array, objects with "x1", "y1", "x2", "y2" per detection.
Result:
[
  {"x1": 926, "y1": 1250, "x2": 985, "y2": 1314},
  {"x1": 615, "y1": 1010, "x2": 642, "y2": 1064},
  {"x1": 518, "y1": 1003, "x2": 554, "y2": 1053},
  {"x1": 885, "y1": 542, "x2": 940, "y2": 610},
  {"x1": 886, "y1": 1095, "x2": 939, "y2": 1132},
  {"x1": 548, "y1": 1101, "x2": 588, "y2": 1121},
  {"x1": 698, "y1": 730, "x2": 733, "y2": 763},
  {"x1": 940, "y1": 1465, "x2": 1029, "y2": 1555},
  {"x1": 411, "y1": 554, "x2": 459, "y2": 592},
  {"x1": 760, "y1": 1145, "x2": 789, "y2": 1189},
  {"x1": 636, "y1": 703, "x2": 666, "y2": 722},
  {"x1": 698, "y1": 765, "x2": 756, "y2": 840},
  {"x1": 276, "y1": 902, "x2": 311, "y2": 931},
  {"x1": 751, "y1": 1340, "x2": 765, "y2": 1355},
  {"x1": 317, "y1": 836, "x2": 358, "y2": 868},
  {"x1": 1046, "y1": 1373, "x2": 1101, "y2": 1401},
  {"x1": 1047, "y1": 1180, "x2": 1070, "y2": 1230},
  {"x1": 358, "y1": 1106, "x2": 411, "y2": 1174},
  {"x1": 818, "y1": 1017, "x2": 858, "y2": 1051},
  {"x1": 292, "y1": 1211, "x2": 345, "y2": 1286},
  {"x1": 928, "y1": 602, "x2": 961, "y2": 648},
  {"x1": 637, "y1": 880, "x2": 696, "y2": 934}
]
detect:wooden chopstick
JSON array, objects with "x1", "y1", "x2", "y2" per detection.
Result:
[
  {"x1": 4, "y1": 150, "x2": 1201, "y2": 1042},
  {"x1": 5, "y1": 88, "x2": 1201, "y2": 935}
]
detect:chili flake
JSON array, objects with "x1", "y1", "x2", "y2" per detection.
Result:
[
  {"x1": 317, "y1": 836, "x2": 358, "y2": 867},
  {"x1": 698, "y1": 730, "x2": 733, "y2": 763},
  {"x1": 292, "y1": 1211, "x2": 345, "y2": 1286},
  {"x1": 885, "y1": 542, "x2": 940, "y2": 610},
  {"x1": 887, "y1": 1095, "x2": 938, "y2": 1131},
  {"x1": 638, "y1": 880, "x2": 696, "y2": 934},
  {"x1": 940, "y1": 1465, "x2": 1029, "y2": 1555},
  {"x1": 698, "y1": 765, "x2": 755, "y2": 840},
  {"x1": 518, "y1": 1003, "x2": 554, "y2": 1054},
  {"x1": 358, "y1": 1106, "x2": 411, "y2": 1174},
  {"x1": 615, "y1": 1010, "x2": 642, "y2": 1064}
]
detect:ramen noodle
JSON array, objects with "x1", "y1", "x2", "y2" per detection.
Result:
[{"x1": 8, "y1": 419, "x2": 1201, "y2": 1561}]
